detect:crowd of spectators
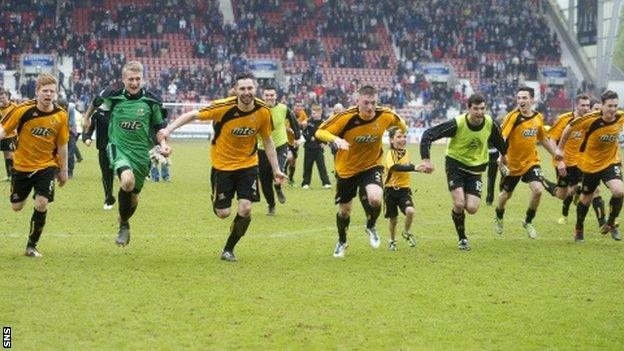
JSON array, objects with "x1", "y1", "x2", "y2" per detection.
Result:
[
  {"x1": 1, "y1": 0, "x2": 570, "y2": 126},
  {"x1": 386, "y1": 0, "x2": 563, "y2": 122}
]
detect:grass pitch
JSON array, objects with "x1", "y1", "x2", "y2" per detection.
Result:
[{"x1": 1, "y1": 141, "x2": 623, "y2": 350}]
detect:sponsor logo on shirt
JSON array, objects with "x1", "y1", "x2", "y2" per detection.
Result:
[
  {"x1": 119, "y1": 121, "x2": 143, "y2": 130},
  {"x1": 353, "y1": 135, "x2": 379, "y2": 143},
  {"x1": 599, "y1": 134, "x2": 618, "y2": 143},
  {"x1": 30, "y1": 127, "x2": 54, "y2": 137},
  {"x1": 522, "y1": 128, "x2": 538, "y2": 137},
  {"x1": 231, "y1": 127, "x2": 256, "y2": 137}
]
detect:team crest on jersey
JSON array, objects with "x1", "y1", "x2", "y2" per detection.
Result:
[
  {"x1": 522, "y1": 128, "x2": 538, "y2": 137},
  {"x1": 571, "y1": 131, "x2": 582, "y2": 139},
  {"x1": 467, "y1": 138, "x2": 482, "y2": 150},
  {"x1": 353, "y1": 135, "x2": 379, "y2": 143},
  {"x1": 30, "y1": 127, "x2": 54, "y2": 137},
  {"x1": 599, "y1": 134, "x2": 618, "y2": 143},
  {"x1": 231, "y1": 127, "x2": 256, "y2": 137},
  {"x1": 136, "y1": 108, "x2": 145, "y2": 116},
  {"x1": 119, "y1": 121, "x2": 143, "y2": 130}
]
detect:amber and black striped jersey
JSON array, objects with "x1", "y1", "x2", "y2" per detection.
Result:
[
  {"x1": 500, "y1": 109, "x2": 546, "y2": 176},
  {"x1": 547, "y1": 111, "x2": 583, "y2": 167},
  {"x1": 1, "y1": 100, "x2": 69, "y2": 172},
  {"x1": 569, "y1": 110, "x2": 624, "y2": 173},
  {"x1": 316, "y1": 106, "x2": 407, "y2": 178},
  {"x1": 1, "y1": 101, "x2": 18, "y2": 139},
  {"x1": 198, "y1": 96, "x2": 273, "y2": 171},
  {"x1": 384, "y1": 148, "x2": 413, "y2": 189}
]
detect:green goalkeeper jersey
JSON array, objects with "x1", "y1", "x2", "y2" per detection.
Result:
[{"x1": 101, "y1": 89, "x2": 164, "y2": 163}]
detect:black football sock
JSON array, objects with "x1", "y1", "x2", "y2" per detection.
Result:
[
  {"x1": 451, "y1": 210, "x2": 466, "y2": 240},
  {"x1": 525, "y1": 208, "x2": 536, "y2": 224},
  {"x1": 576, "y1": 202, "x2": 590, "y2": 231},
  {"x1": 592, "y1": 196, "x2": 605, "y2": 226},
  {"x1": 608, "y1": 196, "x2": 623, "y2": 226},
  {"x1": 495, "y1": 207, "x2": 505, "y2": 219},
  {"x1": 223, "y1": 214, "x2": 251, "y2": 252},
  {"x1": 562, "y1": 195, "x2": 573, "y2": 217},
  {"x1": 118, "y1": 188, "x2": 134, "y2": 224},
  {"x1": 28, "y1": 209, "x2": 47, "y2": 247},
  {"x1": 337, "y1": 213, "x2": 350, "y2": 243}
]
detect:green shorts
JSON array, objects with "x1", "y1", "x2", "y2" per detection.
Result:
[{"x1": 107, "y1": 143, "x2": 149, "y2": 193}]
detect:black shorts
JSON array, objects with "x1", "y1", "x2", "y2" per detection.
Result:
[
  {"x1": 276, "y1": 144, "x2": 288, "y2": 173},
  {"x1": 500, "y1": 165, "x2": 543, "y2": 193},
  {"x1": 0, "y1": 136, "x2": 17, "y2": 152},
  {"x1": 556, "y1": 165, "x2": 582, "y2": 188},
  {"x1": 287, "y1": 144, "x2": 298, "y2": 159},
  {"x1": 384, "y1": 187, "x2": 414, "y2": 218},
  {"x1": 581, "y1": 163, "x2": 623, "y2": 195},
  {"x1": 211, "y1": 166, "x2": 260, "y2": 210},
  {"x1": 10, "y1": 167, "x2": 56, "y2": 203},
  {"x1": 335, "y1": 166, "x2": 384, "y2": 204},
  {"x1": 446, "y1": 165, "x2": 483, "y2": 197}
]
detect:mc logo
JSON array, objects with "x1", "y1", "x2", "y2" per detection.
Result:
[
  {"x1": 119, "y1": 121, "x2": 143, "y2": 130},
  {"x1": 599, "y1": 134, "x2": 618, "y2": 143},
  {"x1": 30, "y1": 127, "x2": 54, "y2": 137},
  {"x1": 231, "y1": 127, "x2": 256, "y2": 136},
  {"x1": 353, "y1": 135, "x2": 379, "y2": 143},
  {"x1": 522, "y1": 128, "x2": 537, "y2": 137}
]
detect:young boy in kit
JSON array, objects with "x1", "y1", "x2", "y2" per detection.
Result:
[{"x1": 384, "y1": 127, "x2": 423, "y2": 250}]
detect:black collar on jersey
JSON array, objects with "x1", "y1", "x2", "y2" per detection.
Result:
[
  {"x1": 518, "y1": 110, "x2": 538, "y2": 120},
  {"x1": 464, "y1": 113, "x2": 485, "y2": 131},
  {"x1": 338, "y1": 110, "x2": 381, "y2": 139},
  {"x1": 123, "y1": 88, "x2": 144, "y2": 100},
  {"x1": 17, "y1": 105, "x2": 62, "y2": 135}
]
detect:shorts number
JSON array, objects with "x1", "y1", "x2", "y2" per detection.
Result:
[
  {"x1": 533, "y1": 168, "x2": 543, "y2": 177},
  {"x1": 475, "y1": 180, "x2": 483, "y2": 192},
  {"x1": 615, "y1": 166, "x2": 621, "y2": 176}
]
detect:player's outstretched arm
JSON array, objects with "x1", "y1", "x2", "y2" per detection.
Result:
[{"x1": 159, "y1": 110, "x2": 200, "y2": 141}]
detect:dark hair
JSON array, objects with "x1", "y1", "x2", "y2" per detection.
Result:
[
  {"x1": 388, "y1": 126, "x2": 403, "y2": 139},
  {"x1": 517, "y1": 86, "x2": 535, "y2": 98},
  {"x1": 235, "y1": 72, "x2": 256, "y2": 83},
  {"x1": 589, "y1": 97, "x2": 601, "y2": 107},
  {"x1": 575, "y1": 93, "x2": 591, "y2": 103},
  {"x1": 467, "y1": 92, "x2": 486, "y2": 107},
  {"x1": 263, "y1": 85, "x2": 277, "y2": 92},
  {"x1": 358, "y1": 85, "x2": 377, "y2": 96},
  {"x1": 600, "y1": 90, "x2": 619, "y2": 103}
]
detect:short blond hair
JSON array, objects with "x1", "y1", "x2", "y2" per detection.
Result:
[
  {"x1": 35, "y1": 73, "x2": 58, "y2": 92},
  {"x1": 122, "y1": 61, "x2": 144, "y2": 77}
]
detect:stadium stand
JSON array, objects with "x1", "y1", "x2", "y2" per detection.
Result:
[{"x1": 1, "y1": 0, "x2": 568, "y2": 125}]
